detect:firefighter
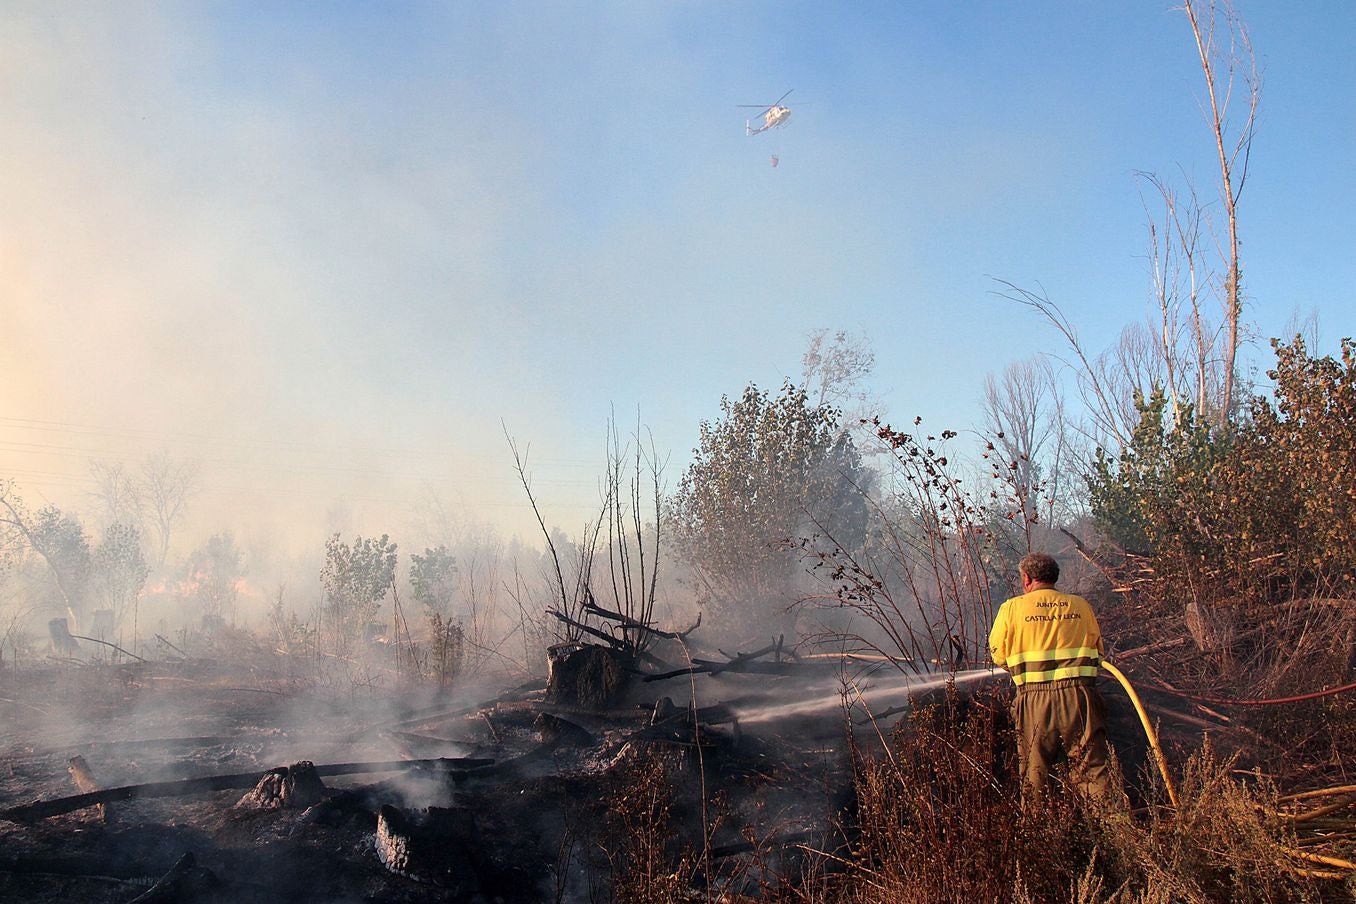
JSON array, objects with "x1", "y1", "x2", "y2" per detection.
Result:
[{"x1": 989, "y1": 552, "x2": 1111, "y2": 799}]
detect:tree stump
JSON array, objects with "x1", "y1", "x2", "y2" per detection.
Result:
[
  {"x1": 375, "y1": 804, "x2": 479, "y2": 890},
  {"x1": 48, "y1": 619, "x2": 79, "y2": 656},
  {"x1": 235, "y1": 761, "x2": 325, "y2": 810},
  {"x1": 67, "y1": 755, "x2": 107, "y2": 823},
  {"x1": 90, "y1": 610, "x2": 115, "y2": 641},
  {"x1": 544, "y1": 643, "x2": 632, "y2": 707}
]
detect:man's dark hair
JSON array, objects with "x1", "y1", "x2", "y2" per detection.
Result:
[{"x1": 1019, "y1": 553, "x2": 1060, "y2": 586}]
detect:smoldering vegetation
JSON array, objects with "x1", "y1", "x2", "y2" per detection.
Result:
[
  {"x1": 3, "y1": 4, "x2": 1356, "y2": 896},
  {"x1": 3, "y1": 324, "x2": 1355, "y2": 902}
]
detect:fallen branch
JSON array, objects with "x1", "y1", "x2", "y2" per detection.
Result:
[
  {"x1": 154, "y1": 634, "x2": 187, "y2": 658},
  {"x1": 1059, "y1": 527, "x2": 1121, "y2": 588},
  {"x1": 128, "y1": 852, "x2": 214, "y2": 904},
  {"x1": 0, "y1": 696, "x2": 49, "y2": 715},
  {"x1": 378, "y1": 680, "x2": 546, "y2": 732},
  {"x1": 0, "y1": 757, "x2": 494, "y2": 823},
  {"x1": 643, "y1": 643, "x2": 781, "y2": 682},
  {"x1": 68, "y1": 634, "x2": 146, "y2": 663},
  {"x1": 1143, "y1": 679, "x2": 1356, "y2": 707},
  {"x1": 0, "y1": 859, "x2": 145, "y2": 887},
  {"x1": 705, "y1": 829, "x2": 819, "y2": 860},
  {"x1": 77, "y1": 736, "x2": 237, "y2": 751},
  {"x1": 1114, "y1": 637, "x2": 1187, "y2": 661}
]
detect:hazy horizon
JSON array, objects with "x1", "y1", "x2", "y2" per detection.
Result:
[{"x1": 5, "y1": 1, "x2": 1353, "y2": 567}]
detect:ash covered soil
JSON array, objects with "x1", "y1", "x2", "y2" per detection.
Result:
[{"x1": 0, "y1": 656, "x2": 850, "y2": 903}]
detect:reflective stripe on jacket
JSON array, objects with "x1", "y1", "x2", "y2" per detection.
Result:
[{"x1": 988, "y1": 588, "x2": 1103, "y2": 686}]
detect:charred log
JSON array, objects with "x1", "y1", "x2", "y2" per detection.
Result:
[{"x1": 1, "y1": 757, "x2": 494, "y2": 822}]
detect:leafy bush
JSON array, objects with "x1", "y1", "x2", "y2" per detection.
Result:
[
  {"x1": 671, "y1": 381, "x2": 867, "y2": 638},
  {"x1": 1084, "y1": 336, "x2": 1356, "y2": 781},
  {"x1": 320, "y1": 532, "x2": 396, "y2": 651},
  {"x1": 1088, "y1": 337, "x2": 1356, "y2": 606}
]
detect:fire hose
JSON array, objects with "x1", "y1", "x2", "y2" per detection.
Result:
[
  {"x1": 1100, "y1": 659, "x2": 1356, "y2": 878},
  {"x1": 1100, "y1": 660, "x2": 1179, "y2": 809}
]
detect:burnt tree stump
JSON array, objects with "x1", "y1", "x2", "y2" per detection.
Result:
[
  {"x1": 545, "y1": 643, "x2": 633, "y2": 707},
  {"x1": 48, "y1": 618, "x2": 79, "y2": 656},
  {"x1": 375, "y1": 804, "x2": 480, "y2": 891},
  {"x1": 67, "y1": 755, "x2": 107, "y2": 823},
  {"x1": 235, "y1": 761, "x2": 325, "y2": 810}
]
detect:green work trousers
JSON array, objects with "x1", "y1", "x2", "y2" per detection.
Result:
[{"x1": 1012, "y1": 676, "x2": 1111, "y2": 799}]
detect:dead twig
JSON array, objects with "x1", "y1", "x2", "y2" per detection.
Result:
[
  {"x1": 583, "y1": 598, "x2": 700, "y2": 641},
  {"x1": 546, "y1": 608, "x2": 625, "y2": 649}
]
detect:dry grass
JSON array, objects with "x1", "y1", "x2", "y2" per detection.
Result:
[
  {"x1": 595, "y1": 681, "x2": 1354, "y2": 901},
  {"x1": 605, "y1": 750, "x2": 696, "y2": 904},
  {"x1": 810, "y1": 688, "x2": 1347, "y2": 904}
]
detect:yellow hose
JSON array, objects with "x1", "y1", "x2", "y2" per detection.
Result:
[
  {"x1": 1100, "y1": 659, "x2": 1179, "y2": 809},
  {"x1": 1099, "y1": 662, "x2": 1356, "y2": 876}
]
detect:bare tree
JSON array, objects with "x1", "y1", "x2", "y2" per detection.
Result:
[
  {"x1": 999, "y1": 3, "x2": 1259, "y2": 443},
  {"x1": 599, "y1": 413, "x2": 666, "y2": 655},
  {"x1": 980, "y1": 357, "x2": 1072, "y2": 546},
  {"x1": 505, "y1": 416, "x2": 669, "y2": 659},
  {"x1": 801, "y1": 328, "x2": 882, "y2": 444},
  {"x1": 802, "y1": 329, "x2": 876, "y2": 410},
  {"x1": 91, "y1": 523, "x2": 150, "y2": 649},
  {"x1": 138, "y1": 450, "x2": 200, "y2": 569},
  {"x1": 993, "y1": 282, "x2": 1136, "y2": 452},
  {"x1": 87, "y1": 459, "x2": 142, "y2": 534},
  {"x1": 505, "y1": 427, "x2": 605, "y2": 644},
  {"x1": 1183, "y1": 0, "x2": 1259, "y2": 426},
  {"x1": 1138, "y1": 171, "x2": 1217, "y2": 422}
]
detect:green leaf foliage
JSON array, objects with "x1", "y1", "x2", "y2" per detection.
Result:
[
  {"x1": 321, "y1": 533, "x2": 397, "y2": 639},
  {"x1": 410, "y1": 545, "x2": 458, "y2": 613},
  {"x1": 671, "y1": 381, "x2": 867, "y2": 635},
  {"x1": 1088, "y1": 337, "x2": 1356, "y2": 602},
  {"x1": 91, "y1": 521, "x2": 150, "y2": 626}
]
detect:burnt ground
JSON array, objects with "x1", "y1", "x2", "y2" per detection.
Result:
[
  {"x1": 0, "y1": 657, "x2": 858, "y2": 903},
  {"x1": 0, "y1": 642, "x2": 1212, "y2": 904}
]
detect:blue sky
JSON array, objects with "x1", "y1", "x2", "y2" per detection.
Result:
[{"x1": 2, "y1": 1, "x2": 1353, "y2": 553}]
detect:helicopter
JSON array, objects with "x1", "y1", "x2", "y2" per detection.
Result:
[{"x1": 740, "y1": 89, "x2": 793, "y2": 136}]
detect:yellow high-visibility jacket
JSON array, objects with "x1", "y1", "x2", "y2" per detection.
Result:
[{"x1": 989, "y1": 587, "x2": 1103, "y2": 685}]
